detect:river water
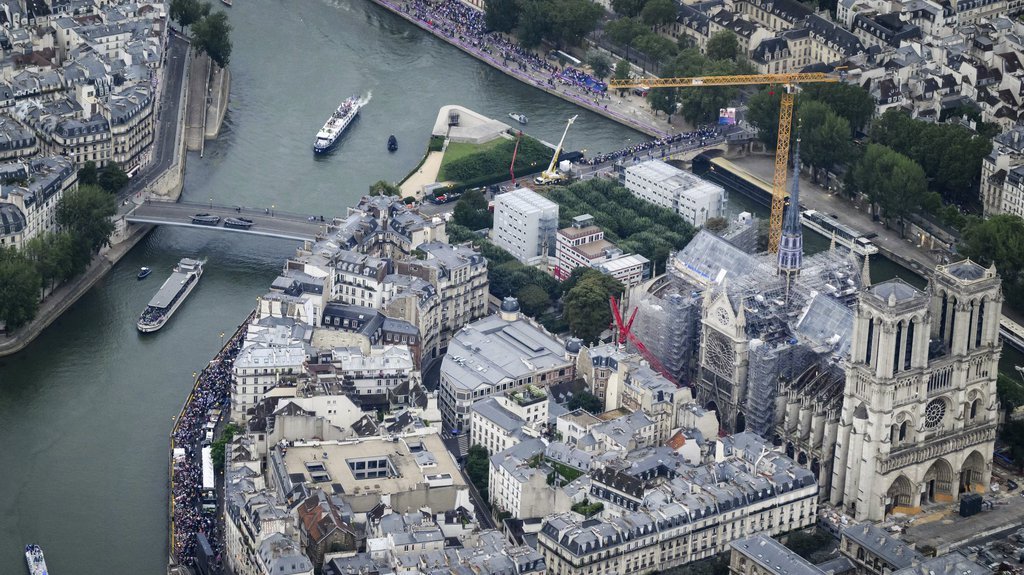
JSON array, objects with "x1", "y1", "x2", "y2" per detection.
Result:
[
  {"x1": 0, "y1": 0, "x2": 1018, "y2": 572},
  {"x1": 0, "y1": 0, "x2": 644, "y2": 572}
]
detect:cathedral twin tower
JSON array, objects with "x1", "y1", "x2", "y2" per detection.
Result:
[{"x1": 831, "y1": 261, "x2": 1001, "y2": 520}]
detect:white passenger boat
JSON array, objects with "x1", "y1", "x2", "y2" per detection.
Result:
[
  {"x1": 137, "y1": 258, "x2": 204, "y2": 333},
  {"x1": 25, "y1": 544, "x2": 48, "y2": 575},
  {"x1": 801, "y1": 209, "x2": 879, "y2": 256}
]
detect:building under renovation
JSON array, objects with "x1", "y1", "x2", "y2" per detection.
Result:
[
  {"x1": 632, "y1": 145, "x2": 862, "y2": 442},
  {"x1": 631, "y1": 149, "x2": 1000, "y2": 521}
]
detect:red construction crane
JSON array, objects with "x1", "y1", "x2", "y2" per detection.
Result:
[
  {"x1": 609, "y1": 296, "x2": 684, "y2": 388},
  {"x1": 509, "y1": 131, "x2": 522, "y2": 186}
]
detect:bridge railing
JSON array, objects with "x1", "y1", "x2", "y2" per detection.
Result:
[{"x1": 151, "y1": 199, "x2": 333, "y2": 222}]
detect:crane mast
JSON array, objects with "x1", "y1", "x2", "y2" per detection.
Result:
[
  {"x1": 535, "y1": 114, "x2": 577, "y2": 185},
  {"x1": 607, "y1": 72, "x2": 839, "y2": 253}
]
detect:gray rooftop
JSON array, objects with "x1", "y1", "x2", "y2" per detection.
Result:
[
  {"x1": 441, "y1": 313, "x2": 570, "y2": 392},
  {"x1": 841, "y1": 524, "x2": 921, "y2": 569},
  {"x1": 731, "y1": 535, "x2": 824, "y2": 575}
]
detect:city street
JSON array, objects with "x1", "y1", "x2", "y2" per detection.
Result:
[{"x1": 121, "y1": 32, "x2": 190, "y2": 202}]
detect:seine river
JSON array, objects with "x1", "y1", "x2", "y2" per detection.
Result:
[{"x1": 0, "y1": 0, "x2": 1019, "y2": 572}]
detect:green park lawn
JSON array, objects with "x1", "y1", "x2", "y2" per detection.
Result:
[{"x1": 437, "y1": 139, "x2": 506, "y2": 181}]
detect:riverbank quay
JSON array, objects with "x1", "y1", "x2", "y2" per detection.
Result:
[
  {"x1": 0, "y1": 224, "x2": 154, "y2": 357},
  {"x1": 365, "y1": 0, "x2": 675, "y2": 138},
  {"x1": 167, "y1": 311, "x2": 251, "y2": 572},
  {"x1": 0, "y1": 32, "x2": 204, "y2": 357}
]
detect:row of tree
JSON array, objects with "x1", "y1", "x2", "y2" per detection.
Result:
[
  {"x1": 485, "y1": 0, "x2": 603, "y2": 49},
  {"x1": 0, "y1": 185, "x2": 118, "y2": 329},
  {"x1": 170, "y1": 0, "x2": 233, "y2": 67},
  {"x1": 546, "y1": 178, "x2": 697, "y2": 274}
]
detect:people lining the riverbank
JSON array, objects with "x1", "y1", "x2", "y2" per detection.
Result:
[
  {"x1": 403, "y1": 0, "x2": 617, "y2": 116},
  {"x1": 171, "y1": 332, "x2": 242, "y2": 568}
]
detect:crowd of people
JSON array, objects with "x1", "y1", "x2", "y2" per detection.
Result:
[
  {"x1": 171, "y1": 331, "x2": 242, "y2": 568},
  {"x1": 581, "y1": 125, "x2": 724, "y2": 165},
  {"x1": 403, "y1": 0, "x2": 609, "y2": 103}
]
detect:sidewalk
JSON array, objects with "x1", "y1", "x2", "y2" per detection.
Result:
[
  {"x1": 400, "y1": 151, "x2": 446, "y2": 198},
  {"x1": 367, "y1": 0, "x2": 680, "y2": 138}
]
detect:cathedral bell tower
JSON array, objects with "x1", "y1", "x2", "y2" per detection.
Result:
[{"x1": 831, "y1": 261, "x2": 1002, "y2": 521}]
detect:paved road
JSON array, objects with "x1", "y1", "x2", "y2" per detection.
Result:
[
  {"x1": 121, "y1": 32, "x2": 190, "y2": 202},
  {"x1": 127, "y1": 200, "x2": 325, "y2": 241}
]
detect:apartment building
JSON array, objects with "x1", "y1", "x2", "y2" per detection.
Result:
[
  {"x1": 624, "y1": 160, "x2": 724, "y2": 227},
  {"x1": 0, "y1": 155, "x2": 76, "y2": 248},
  {"x1": 492, "y1": 188, "x2": 559, "y2": 265},
  {"x1": 439, "y1": 299, "x2": 575, "y2": 432},
  {"x1": 539, "y1": 434, "x2": 818, "y2": 575},
  {"x1": 470, "y1": 386, "x2": 549, "y2": 455}
]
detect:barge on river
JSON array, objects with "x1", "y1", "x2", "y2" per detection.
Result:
[{"x1": 137, "y1": 258, "x2": 204, "y2": 333}]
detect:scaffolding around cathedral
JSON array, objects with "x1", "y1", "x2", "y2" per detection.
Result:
[{"x1": 633, "y1": 229, "x2": 864, "y2": 434}]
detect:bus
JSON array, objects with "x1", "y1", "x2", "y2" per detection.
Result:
[{"x1": 200, "y1": 446, "x2": 216, "y2": 514}]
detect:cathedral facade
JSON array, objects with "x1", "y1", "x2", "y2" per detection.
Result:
[{"x1": 829, "y1": 261, "x2": 1001, "y2": 521}]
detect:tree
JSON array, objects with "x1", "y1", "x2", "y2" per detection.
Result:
[
  {"x1": 603, "y1": 17, "x2": 648, "y2": 55},
  {"x1": 211, "y1": 423, "x2": 242, "y2": 472},
  {"x1": 516, "y1": 284, "x2": 550, "y2": 317},
  {"x1": 566, "y1": 389, "x2": 603, "y2": 413},
  {"x1": 170, "y1": 0, "x2": 210, "y2": 30},
  {"x1": 516, "y1": 0, "x2": 551, "y2": 48},
  {"x1": 998, "y1": 373, "x2": 1024, "y2": 415},
  {"x1": 369, "y1": 180, "x2": 400, "y2": 196},
  {"x1": 98, "y1": 164, "x2": 129, "y2": 194},
  {"x1": 634, "y1": 32, "x2": 677, "y2": 70},
  {"x1": 192, "y1": 12, "x2": 232, "y2": 68},
  {"x1": 453, "y1": 189, "x2": 493, "y2": 230},
  {"x1": 484, "y1": 0, "x2": 518, "y2": 33},
  {"x1": 587, "y1": 51, "x2": 612, "y2": 81},
  {"x1": 641, "y1": 0, "x2": 677, "y2": 30},
  {"x1": 611, "y1": 0, "x2": 648, "y2": 17},
  {"x1": 960, "y1": 215, "x2": 1024, "y2": 311},
  {"x1": 647, "y1": 87, "x2": 677, "y2": 122},
  {"x1": 549, "y1": 0, "x2": 604, "y2": 47},
  {"x1": 801, "y1": 83, "x2": 874, "y2": 136},
  {"x1": 704, "y1": 216, "x2": 728, "y2": 232},
  {"x1": 746, "y1": 88, "x2": 784, "y2": 148},
  {"x1": 56, "y1": 184, "x2": 117, "y2": 257},
  {"x1": 78, "y1": 161, "x2": 98, "y2": 186},
  {"x1": 870, "y1": 109, "x2": 992, "y2": 206},
  {"x1": 0, "y1": 248, "x2": 41, "y2": 330},
  {"x1": 848, "y1": 144, "x2": 927, "y2": 234},
  {"x1": 24, "y1": 232, "x2": 75, "y2": 294},
  {"x1": 705, "y1": 30, "x2": 739, "y2": 61},
  {"x1": 677, "y1": 59, "x2": 738, "y2": 124},
  {"x1": 613, "y1": 59, "x2": 632, "y2": 94},
  {"x1": 564, "y1": 271, "x2": 623, "y2": 344},
  {"x1": 798, "y1": 100, "x2": 851, "y2": 182},
  {"x1": 465, "y1": 445, "x2": 490, "y2": 498}
]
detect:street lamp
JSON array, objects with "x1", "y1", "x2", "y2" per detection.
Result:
[
  {"x1": 209, "y1": 197, "x2": 213, "y2": 208},
  {"x1": 271, "y1": 204, "x2": 275, "y2": 217}
]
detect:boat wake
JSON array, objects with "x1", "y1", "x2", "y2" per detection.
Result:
[{"x1": 357, "y1": 91, "x2": 372, "y2": 107}]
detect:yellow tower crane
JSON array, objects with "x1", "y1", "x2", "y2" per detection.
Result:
[{"x1": 608, "y1": 72, "x2": 839, "y2": 253}]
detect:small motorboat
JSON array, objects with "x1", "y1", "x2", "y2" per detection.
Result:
[
  {"x1": 222, "y1": 0, "x2": 232, "y2": 6},
  {"x1": 387, "y1": 135, "x2": 398, "y2": 152},
  {"x1": 137, "y1": 267, "x2": 152, "y2": 280},
  {"x1": 508, "y1": 112, "x2": 528, "y2": 124}
]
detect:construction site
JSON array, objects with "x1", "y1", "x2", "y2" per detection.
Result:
[{"x1": 629, "y1": 223, "x2": 864, "y2": 433}]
